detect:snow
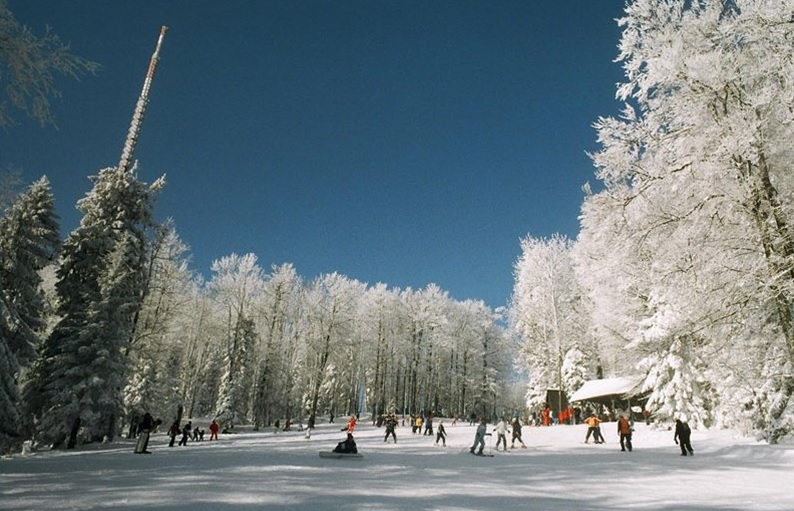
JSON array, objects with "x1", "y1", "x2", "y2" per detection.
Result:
[
  {"x1": 569, "y1": 376, "x2": 643, "y2": 403},
  {"x1": 2, "y1": 418, "x2": 793, "y2": 511}
]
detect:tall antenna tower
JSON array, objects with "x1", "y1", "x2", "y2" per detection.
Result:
[{"x1": 117, "y1": 25, "x2": 168, "y2": 173}]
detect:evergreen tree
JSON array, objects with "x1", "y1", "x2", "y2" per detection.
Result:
[
  {"x1": 0, "y1": 176, "x2": 60, "y2": 364},
  {"x1": 28, "y1": 166, "x2": 163, "y2": 447}
]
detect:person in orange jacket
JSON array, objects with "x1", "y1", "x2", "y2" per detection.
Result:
[
  {"x1": 346, "y1": 415, "x2": 357, "y2": 433},
  {"x1": 584, "y1": 413, "x2": 604, "y2": 444},
  {"x1": 617, "y1": 414, "x2": 633, "y2": 452}
]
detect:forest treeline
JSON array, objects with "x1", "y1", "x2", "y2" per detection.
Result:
[{"x1": 0, "y1": 170, "x2": 514, "y2": 452}]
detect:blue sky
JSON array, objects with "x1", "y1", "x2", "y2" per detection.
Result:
[{"x1": 3, "y1": 1, "x2": 625, "y2": 308}]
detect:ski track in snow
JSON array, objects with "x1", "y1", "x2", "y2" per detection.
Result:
[{"x1": 1, "y1": 420, "x2": 793, "y2": 511}]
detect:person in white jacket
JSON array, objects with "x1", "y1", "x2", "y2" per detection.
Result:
[{"x1": 493, "y1": 417, "x2": 509, "y2": 451}]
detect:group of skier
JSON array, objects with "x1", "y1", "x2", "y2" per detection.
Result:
[{"x1": 470, "y1": 416, "x2": 528, "y2": 455}]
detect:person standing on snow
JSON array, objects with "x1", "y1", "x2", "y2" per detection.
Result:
[
  {"x1": 493, "y1": 417, "x2": 509, "y2": 451},
  {"x1": 470, "y1": 417, "x2": 490, "y2": 455},
  {"x1": 510, "y1": 418, "x2": 527, "y2": 448},
  {"x1": 384, "y1": 414, "x2": 397, "y2": 443},
  {"x1": 134, "y1": 412, "x2": 155, "y2": 453},
  {"x1": 674, "y1": 419, "x2": 694, "y2": 456},
  {"x1": 346, "y1": 415, "x2": 357, "y2": 434},
  {"x1": 435, "y1": 420, "x2": 447, "y2": 446},
  {"x1": 617, "y1": 414, "x2": 633, "y2": 452},
  {"x1": 209, "y1": 419, "x2": 219, "y2": 441},
  {"x1": 168, "y1": 420, "x2": 180, "y2": 447},
  {"x1": 178, "y1": 421, "x2": 192, "y2": 446},
  {"x1": 584, "y1": 413, "x2": 604, "y2": 444}
]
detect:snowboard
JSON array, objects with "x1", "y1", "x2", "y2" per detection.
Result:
[
  {"x1": 134, "y1": 432, "x2": 150, "y2": 453},
  {"x1": 472, "y1": 452, "x2": 495, "y2": 457},
  {"x1": 319, "y1": 451, "x2": 363, "y2": 459}
]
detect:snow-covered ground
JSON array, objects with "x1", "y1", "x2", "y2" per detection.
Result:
[{"x1": 2, "y1": 418, "x2": 792, "y2": 511}]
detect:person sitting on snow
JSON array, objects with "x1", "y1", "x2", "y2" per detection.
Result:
[{"x1": 333, "y1": 433, "x2": 358, "y2": 454}]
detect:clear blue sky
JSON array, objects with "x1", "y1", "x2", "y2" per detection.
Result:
[{"x1": 3, "y1": 1, "x2": 625, "y2": 308}]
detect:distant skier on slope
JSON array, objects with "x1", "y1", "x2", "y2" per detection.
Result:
[
  {"x1": 674, "y1": 418, "x2": 694, "y2": 456},
  {"x1": 510, "y1": 418, "x2": 527, "y2": 449},
  {"x1": 470, "y1": 417, "x2": 490, "y2": 455}
]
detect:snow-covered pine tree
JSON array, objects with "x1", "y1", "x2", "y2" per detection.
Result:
[
  {"x1": 0, "y1": 294, "x2": 28, "y2": 451},
  {"x1": 28, "y1": 166, "x2": 163, "y2": 447},
  {"x1": 0, "y1": 176, "x2": 60, "y2": 364},
  {"x1": 561, "y1": 345, "x2": 589, "y2": 399}
]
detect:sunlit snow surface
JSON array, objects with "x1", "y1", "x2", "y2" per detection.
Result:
[{"x1": 2, "y1": 420, "x2": 793, "y2": 511}]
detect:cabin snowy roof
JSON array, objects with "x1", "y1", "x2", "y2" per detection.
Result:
[{"x1": 569, "y1": 376, "x2": 644, "y2": 403}]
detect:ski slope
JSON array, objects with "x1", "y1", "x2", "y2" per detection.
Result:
[{"x1": 2, "y1": 418, "x2": 792, "y2": 510}]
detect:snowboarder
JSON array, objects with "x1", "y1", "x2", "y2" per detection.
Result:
[
  {"x1": 617, "y1": 414, "x2": 633, "y2": 452},
  {"x1": 435, "y1": 420, "x2": 446, "y2": 446},
  {"x1": 134, "y1": 412, "x2": 155, "y2": 454},
  {"x1": 384, "y1": 414, "x2": 397, "y2": 443},
  {"x1": 510, "y1": 418, "x2": 527, "y2": 448},
  {"x1": 209, "y1": 419, "x2": 219, "y2": 441},
  {"x1": 493, "y1": 417, "x2": 509, "y2": 451},
  {"x1": 470, "y1": 417, "x2": 490, "y2": 455},
  {"x1": 333, "y1": 433, "x2": 358, "y2": 454},
  {"x1": 674, "y1": 419, "x2": 694, "y2": 456}
]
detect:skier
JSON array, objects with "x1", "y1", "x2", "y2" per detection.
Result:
[
  {"x1": 384, "y1": 414, "x2": 397, "y2": 443},
  {"x1": 435, "y1": 420, "x2": 447, "y2": 446},
  {"x1": 423, "y1": 413, "x2": 434, "y2": 436},
  {"x1": 493, "y1": 417, "x2": 509, "y2": 451},
  {"x1": 674, "y1": 419, "x2": 694, "y2": 456},
  {"x1": 584, "y1": 413, "x2": 604, "y2": 444},
  {"x1": 470, "y1": 417, "x2": 490, "y2": 455},
  {"x1": 617, "y1": 414, "x2": 633, "y2": 452},
  {"x1": 178, "y1": 421, "x2": 192, "y2": 446},
  {"x1": 209, "y1": 419, "x2": 219, "y2": 441},
  {"x1": 510, "y1": 418, "x2": 527, "y2": 448},
  {"x1": 168, "y1": 421, "x2": 179, "y2": 447},
  {"x1": 346, "y1": 416, "x2": 357, "y2": 434},
  {"x1": 333, "y1": 433, "x2": 358, "y2": 454}
]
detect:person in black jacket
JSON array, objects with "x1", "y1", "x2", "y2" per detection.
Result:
[
  {"x1": 179, "y1": 421, "x2": 192, "y2": 447},
  {"x1": 333, "y1": 433, "x2": 358, "y2": 453},
  {"x1": 674, "y1": 419, "x2": 694, "y2": 456}
]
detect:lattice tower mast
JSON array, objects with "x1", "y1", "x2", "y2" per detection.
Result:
[{"x1": 117, "y1": 25, "x2": 167, "y2": 173}]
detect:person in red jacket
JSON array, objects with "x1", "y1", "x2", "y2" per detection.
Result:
[
  {"x1": 209, "y1": 419, "x2": 219, "y2": 441},
  {"x1": 346, "y1": 416, "x2": 357, "y2": 433},
  {"x1": 617, "y1": 415, "x2": 633, "y2": 452}
]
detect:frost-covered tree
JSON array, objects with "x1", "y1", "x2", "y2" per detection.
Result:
[
  {"x1": 510, "y1": 234, "x2": 589, "y2": 411},
  {"x1": 0, "y1": 0, "x2": 98, "y2": 127},
  {"x1": 250, "y1": 263, "x2": 302, "y2": 429},
  {"x1": 301, "y1": 273, "x2": 364, "y2": 425},
  {"x1": 0, "y1": 176, "x2": 60, "y2": 362},
  {"x1": 561, "y1": 345, "x2": 589, "y2": 398},
  {"x1": 0, "y1": 293, "x2": 31, "y2": 450},
  {"x1": 208, "y1": 253, "x2": 264, "y2": 425},
  {"x1": 27, "y1": 166, "x2": 163, "y2": 447},
  {"x1": 123, "y1": 220, "x2": 193, "y2": 426},
  {"x1": 584, "y1": 0, "x2": 794, "y2": 441}
]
